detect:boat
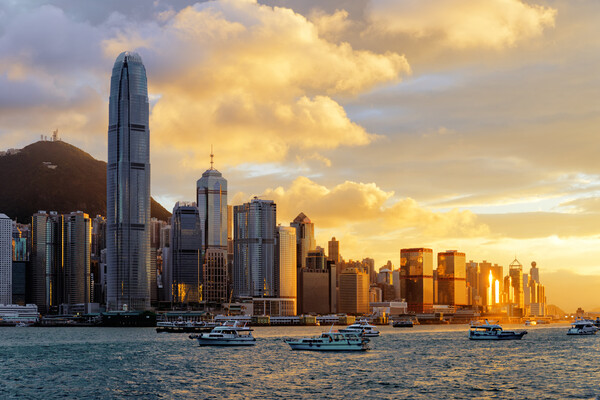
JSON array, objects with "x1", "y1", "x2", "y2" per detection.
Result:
[
  {"x1": 567, "y1": 318, "x2": 598, "y2": 335},
  {"x1": 468, "y1": 320, "x2": 527, "y2": 340},
  {"x1": 594, "y1": 317, "x2": 600, "y2": 328},
  {"x1": 284, "y1": 328, "x2": 369, "y2": 351},
  {"x1": 525, "y1": 320, "x2": 537, "y2": 326},
  {"x1": 15, "y1": 322, "x2": 31, "y2": 327},
  {"x1": 392, "y1": 319, "x2": 414, "y2": 328},
  {"x1": 339, "y1": 319, "x2": 380, "y2": 337},
  {"x1": 189, "y1": 320, "x2": 256, "y2": 346}
]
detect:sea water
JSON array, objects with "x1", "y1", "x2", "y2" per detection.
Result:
[{"x1": 1, "y1": 324, "x2": 599, "y2": 399}]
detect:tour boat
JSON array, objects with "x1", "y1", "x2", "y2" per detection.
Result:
[
  {"x1": 567, "y1": 318, "x2": 598, "y2": 335},
  {"x1": 468, "y1": 320, "x2": 527, "y2": 340},
  {"x1": 392, "y1": 319, "x2": 414, "y2": 328},
  {"x1": 284, "y1": 328, "x2": 369, "y2": 351},
  {"x1": 339, "y1": 319, "x2": 380, "y2": 337},
  {"x1": 189, "y1": 321, "x2": 256, "y2": 346}
]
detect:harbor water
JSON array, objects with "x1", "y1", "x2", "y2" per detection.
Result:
[{"x1": 1, "y1": 324, "x2": 599, "y2": 399}]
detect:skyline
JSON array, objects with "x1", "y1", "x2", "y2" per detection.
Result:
[{"x1": 1, "y1": 0, "x2": 599, "y2": 311}]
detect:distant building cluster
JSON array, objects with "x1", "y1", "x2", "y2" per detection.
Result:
[{"x1": 0, "y1": 51, "x2": 549, "y2": 321}]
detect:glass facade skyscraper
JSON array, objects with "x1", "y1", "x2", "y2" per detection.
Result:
[
  {"x1": 107, "y1": 51, "x2": 151, "y2": 311},
  {"x1": 170, "y1": 202, "x2": 202, "y2": 304},
  {"x1": 233, "y1": 198, "x2": 276, "y2": 298},
  {"x1": 196, "y1": 161, "x2": 228, "y2": 250}
]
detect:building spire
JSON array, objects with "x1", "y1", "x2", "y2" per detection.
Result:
[{"x1": 210, "y1": 145, "x2": 214, "y2": 170}]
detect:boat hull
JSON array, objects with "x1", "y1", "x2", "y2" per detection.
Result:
[
  {"x1": 285, "y1": 341, "x2": 367, "y2": 351},
  {"x1": 469, "y1": 332, "x2": 527, "y2": 340}
]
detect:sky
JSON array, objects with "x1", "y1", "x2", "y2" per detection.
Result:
[{"x1": 1, "y1": 0, "x2": 599, "y2": 312}]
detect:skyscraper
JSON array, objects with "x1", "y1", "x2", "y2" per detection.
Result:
[
  {"x1": 197, "y1": 153, "x2": 228, "y2": 251},
  {"x1": 106, "y1": 51, "x2": 151, "y2": 311},
  {"x1": 276, "y1": 226, "x2": 296, "y2": 306},
  {"x1": 328, "y1": 237, "x2": 340, "y2": 264},
  {"x1": 436, "y1": 250, "x2": 467, "y2": 307},
  {"x1": 290, "y1": 213, "x2": 315, "y2": 270},
  {"x1": 63, "y1": 211, "x2": 91, "y2": 306},
  {"x1": 338, "y1": 267, "x2": 369, "y2": 315},
  {"x1": 399, "y1": 248, "x2": 434, "y2": 313},
  {"x1": 170, "y1": 202, "x2": 202, "y2": 304},
  {"x1": 0, "y1": 214, "x2": 12, "y2": 305},
  {"x1": 233, "y1": 198, "x2": 276, "y2": 298}
]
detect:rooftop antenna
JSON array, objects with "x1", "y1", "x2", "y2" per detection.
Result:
[{"x1": 210, "y1": 144, "x2": 214, "y2": 170}]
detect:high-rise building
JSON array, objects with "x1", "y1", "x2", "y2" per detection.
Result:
[
  {"x1": 478, "y1": 261, "x2": 503, "y2": 310},
  {"x1": 63, "y1": 211, "x2": 91, "y2": 306},
  {"x1": 399, "y1": 248, "x2": 434, "y2": 313},
  {"x1": 436, "y1": 250, "x2": 467, "y2": 307},
  {"x1": 338, "y1": 267, "x2": 369, "y2": 314},
  {"x1": 106, "y1": 51, "x2": 151, "y2": 311},
  {"x1": 465, "y1": 260, "x2": 479, "y2": 307},
  {"x1": 528, "y1": 261, "x2": 546, "y2": 317},
  {"x1": 306, "y1": 247, "x2": 326, "y2": 270},
  {"x1": 276, "y1": 226, "x2": 296, "y2": 314},
  {"x1": 233, "y1": 198, "x2": 276, "y2": 298},
  {"x1": 11, "y1": 224, "x2": 28, "y2": 306},
  {"x1": 328, "y1": 237, "x2": 340, "y2": 264},
  {"x1": 0, "y1": 214, "x2": 12, "y2": 305},
  {"x1": 197, "y1": 153, "x2": 228, "y2": 250},
  {"x1": 290, "y1": 213, "x2": 315, "y2": 270},
  {"x1": 204, "y1": 248, "x2": 228, "y2": 304},
  {"x1": 170, "y1": 202, "x2": 202, "y2": 304},
  {"x1": 30, "y1": 211, "x2": 63, "y2": 313},
  {"x1": 362, "y1": 258, "x2": 376, "y2": 284},
  {"x1": 507, "y1": 258, "x2": 524, "y2": 316},
  {"x1": 298, "y1": 265, "x2": 336, "y2": 315}
]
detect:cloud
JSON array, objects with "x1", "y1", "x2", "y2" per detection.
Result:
[
  {"x1": 100, "y1": 0, "x2": 409, "y2": 172},
  {"x1": 366, "y1": 0, "x2": 556, "y2": 49}
]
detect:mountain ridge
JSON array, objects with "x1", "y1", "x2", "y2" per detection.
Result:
[{"x1": 0, "y1": 140, "x2": 171, "y2": 223}]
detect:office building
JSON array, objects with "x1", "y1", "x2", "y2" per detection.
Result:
[
  {"x1": 0, "y1": 214, "x2": 12, "y2": 305},
  {"x1": 196, "y1": 152, "x2": 228, "y2": 250},
  {"x1": 328, "y1": 237, "x2": 340, "y2": 264},
  {"x1": 506, "y1": 258, "x2": 525, "y2": 316},
  {"x1": 276, "y1": 226, "x2": 296, "y2": 301},
  {"x1": 107, "y1": 51, "x2": 151, "y2": 311},
  {"x1": 399, "y1": 248, "x2": 434, "y2": 313},
  {"x1": 170, "y1": 202, "x2": 202, "y2": 304},
  {"x1": 298, "y1": 265, "x2": 336, "y2": 315},
  {"x1": 478, "y1": 261, "x2": 503, "y2": 310},
  {"x1": 63, "y1": 211, "x2": 91, "y2": 305},
  {"x1": 290, "y1": 213, "x2": 315, "y2": 270},
  {"x1": 338, "y1": 267, "x2": 369, "y2": 314},
  {"x1": 233, "y1": 198, "x2": 277, "y2": 298},
  {"x1": 437, "y1": 250, "x2": 467, "y2": 307}
]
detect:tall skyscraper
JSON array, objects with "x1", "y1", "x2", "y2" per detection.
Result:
[
  {"x1": 276, "y1": 226, "x2": 297, "y2": 306},
  {"x1": 170, "y1": 202, "x2": 202, "y2": 304},
  {"x1": 507, "y1": 258, "x2": 524, "y2": 316},
  {"x1": 0, "y1": 214, "x2": 12, "y2": 305},
  {"x1": 328, "y1": 237, "x2": 340, "y2": 264},
  {"x1": 290, "y1": 213, "x2": 315, "y2": 270},
  {"x1": 338, "y1": 267, "x2": 369, "y2": 315},
  {"x1": 63, "y1": 211, "x2": 91, "y2": 306},
  {"x1": 197, "y1": 153, "x2": 228, "y2": 304},
  {"x1": 478, "y1": 260, "x2": 503, "y2": 310},
  {"x1": 436, "y1": 250, "x2": 467, "y2": 307},
  {"x1": 399, "y1": 248, "x2": 434, "y2": 313},
  {"x1": 106, "y1": 51, "x2": 151, "y2": 311},
  {"x1": 233, "y1": 198, "x2": 277, "y2": 298},
  {"x1": 197, "y1": 152, "x2": 228, "y2": 250}
]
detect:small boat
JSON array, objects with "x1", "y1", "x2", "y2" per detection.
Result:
[
  {"x1": 392, "y1": 319, "x2": 414, "y2": 328},
  {"x1": 468, "y1": 320, "x2": 527, "y2": 340},
  {"x1": 15, "y1": 322, "x2": 31, "y2": 327},
  {"x1": 284, "y1": 327, "x2": 369, "y2": 351},
  {"x1": 339, "y1": 319, "x2": 380, "y2": 337},
  {"x1": 189, "y1": 320, "x2": 256, "y2": 346},
  {"x1": 567, "y1": 318, "x2": 598, "y2": 335},
  {"x1": 525, "y1": 320, "x2": 537, "y2": 326}
]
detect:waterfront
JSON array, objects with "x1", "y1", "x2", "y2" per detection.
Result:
[{"x1": 0, "y1": 324, "x2": 598, "y2": 399}]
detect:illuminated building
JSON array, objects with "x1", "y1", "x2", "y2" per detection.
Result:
[
  {"x1": 328, "y1": 237, "x2": 340, "y2": 264},
  {"x1": 107, "y1": 51, "x2": 151, "y2": 311},
  {"x1": 290, "y1": 213, "x2": 315, "y2": 270},
  {"x1": 233, "y1": 198, "x2": 277, "y2": 298},
  {"x1": 170, "y1": 202, "x2": 202, "y2": 304},
  {"x1": 436, "y1": 250, "x2": 467, "y2": 307},
  {"x1": 477, "y1": 261, "x2": 503, "y2": 310},
  {"x1": 465, "y1": 260, "x2": 479, "y2": 306},
  {"x1": 399, "y1": 248, "x2": 434, "y2": 313},
  {"x1": 63, "y1": 211, "x2": 91, "y2": 306},
  {"x1": 338, "y1": 267, "x2": 369, "y2": 314},
  {"x1": 507, "y1": 258, "x2": 525, "y2": 316},
  {"x1": 196, "y1": 151, "x2": 228, "y2": 251}
]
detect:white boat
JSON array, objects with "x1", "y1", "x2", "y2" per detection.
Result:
[
  {"x1": 284, "y1": 328, "x2": 369, "y2": 351},
  {"x1": 339, "y1": 319, "x2": 380, "y2": 337},
  {"x1": 525, "y1": 320, "x2": 537, "y2": 326},
  {"x1": 189, "y1": 321, "x2": 256, "y2": 346},
  {"x1": 567, "y1": 318, "x2": 598, "y2": 335},
  {"x1": 468, "y1": 320, "x2": 527, "y2": 340}
]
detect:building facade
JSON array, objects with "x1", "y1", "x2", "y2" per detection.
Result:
[
  {"x1": 233, "y1": 198, "x2": 277, "y2": 298},
  {"x1": 338, "y1": 267, "x2": 369, "y2": 314},
  {"x1": 170, "y1": 202, "x2": 202, "y2": 304},
  {"x1": 63, "y1": 211, "x2": 91, "y2": 305},
  {"x1": 196, "y1": 156, "x2": 228, "y2": 250},
  {"x1": 275, "y1": 226, "x2": 296, "y2": 314},
  {"x1": 107, "y1": 51, "x2": 151, "y2": 311},
  {"x1": 0, "y1": 214, "x2": 12, "y2": 305},
  {"x1": 436, "y1": 250, "x2": 467, "y2": 307},
  {"x1": 399, "y1": 248, "x2": 434, "y2": 313},
  {"x1": 290, "y1": 213, "x2": 315, "y2": 270}
]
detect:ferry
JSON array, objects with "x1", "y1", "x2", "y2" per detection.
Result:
[
  {"x1": 339, "y1": 319, "x2": 380, "y2": 337},
  {"x1": 567, "y1": 318, "x2": 598, "y2": 335},
  {"x1": 284, "y1": 328, "x2": 369, "y2": 351},
  {"x1": 468, "y1": 320, "x2": 527, "y2": 340},
  {"x1": 392, "y1": 319, "x2": 414, "y2": 328},
  {"x1": 189, "y1": 321, "x2": 256, "y2": 346}
]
